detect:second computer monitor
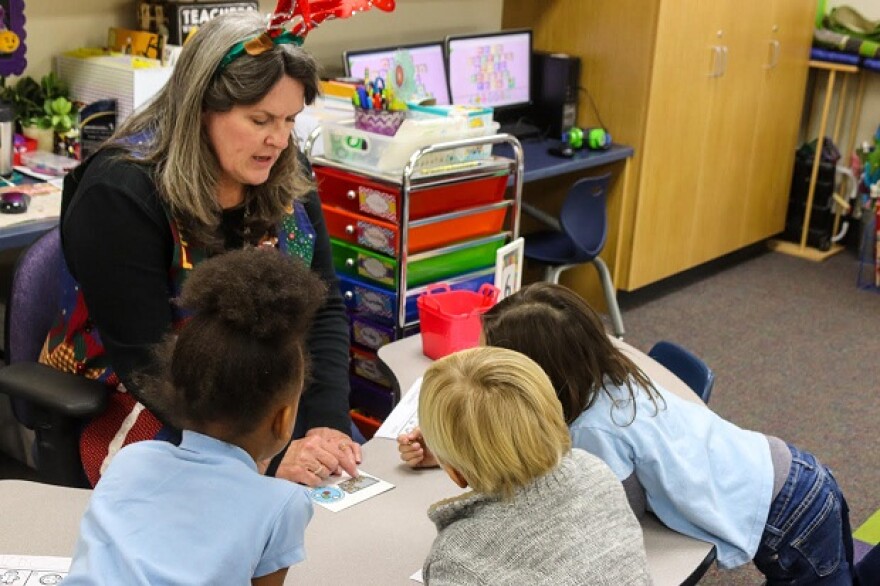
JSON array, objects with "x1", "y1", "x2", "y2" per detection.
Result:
[
  {"x1": 445, "y1": 29, "x2": 532, "y2": 110},
  {"x1": 344, "y1": 42, "x2": 451, "y2": 105}
]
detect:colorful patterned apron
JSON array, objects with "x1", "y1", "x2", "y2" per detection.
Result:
[{"x1": 40, "y1": 202, "x2": 316, "y2": 486}]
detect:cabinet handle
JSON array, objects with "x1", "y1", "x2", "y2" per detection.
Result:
[
  {"x1": 345, "y1": 224, "x2": 355, "y2": 235},
  {"x1": 344, "y1": 291, "x2": 354, "y2": 301},
  {"x1": 764, "y1": 40, "x2": 780, "y2": 70},
  {"x1": 345, "y1": 258, "x2": 355, "y2": 268},
  {"x1": 719, "y1": 46, "x2": 728, "y2": 77},
  {"x1": 708, "y1": 46, "x2": 723, "y2": 77},
  {"x1": 346, "y1": 190, "x2": 357, "y2": 200}
]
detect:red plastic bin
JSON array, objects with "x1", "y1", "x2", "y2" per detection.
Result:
[{"x1": 417, "y1": 283, "x2": 499, "y2": 359}]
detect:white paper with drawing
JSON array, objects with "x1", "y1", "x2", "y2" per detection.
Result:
[
  {"x1": 374, "y1": 377, "x2": 422, "y2": 439},
  {"x1": 0, "y1": 555, "x2": 70, "y2": 585},
  {"x1": 308, "y1": 470, "x2": 394, "y2": 512}
]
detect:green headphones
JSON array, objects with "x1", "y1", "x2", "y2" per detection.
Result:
[{"x1": 562, "y1": 126, "x2": 612, "y2": 151}]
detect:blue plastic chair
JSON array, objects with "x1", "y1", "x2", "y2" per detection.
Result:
[
  {"x1": 523, "y1": 173, "x2": 625, "y2": 337},
  {"x1": 647, "y1": 341, "x2": 715, "y2": 404}
]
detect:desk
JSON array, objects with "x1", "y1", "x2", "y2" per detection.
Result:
[
  {"x1": 378, "y1": 335, "x2": 716, "y2": 586},
  {"x1": 495, "y1": 139, "x2": 633, "y2": 185},
  {"x1": 0, "y1": 337, "x2": 713, "y2": 586},
  {"x1": 0, "y1": 217, "x2": 57, "y2": 251},
  {"x1": 0, "y1": 438, "x2": 712, "y2": 586},
  {"x1": 497, "y1": 139, "x2": 635, "y2": 307}
]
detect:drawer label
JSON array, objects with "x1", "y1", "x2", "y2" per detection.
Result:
[
  {"x1": 353, "y1": 321, "x2": 391, "y2": 349},
  {"x1": 353, "y1": 355, "x2": 391, "y2": 386},
  {"x1": 358, "y1": 221, "x2": 395, "y2": 256},
  {"x1": 358, "y1": 255, "x2": 395, "y2": 285},
  {"x1": 359, "y1": 187, "x2": 397, "y2": 222},
  {"x1": 357, "y1": 287, "x2": 394, "y2": 319}
]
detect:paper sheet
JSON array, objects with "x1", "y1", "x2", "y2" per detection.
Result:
[
  {"x1": 0, "y1": 555, "x2": 70, "y2": 585},
  {"x1": 373, "y1": 377, "x2": 422, "y2": 440},
  {"x1": 308, "y1": 470, "x2": 394, "y2": 512},
  {"x1": 410, "y1": 568, "x2": 424, "y2": 583}
]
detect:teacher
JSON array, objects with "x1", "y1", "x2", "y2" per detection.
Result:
[{"x1": 41, "y1": 11, "x2": 360, "y2": 487}]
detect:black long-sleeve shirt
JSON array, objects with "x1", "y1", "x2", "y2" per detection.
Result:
[{"x1": 60, "y1": 149, "x2": 351, "y2": 434}]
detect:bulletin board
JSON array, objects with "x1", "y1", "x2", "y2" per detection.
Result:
[{"x1": 0, "y1": 0, "x2": 25, "y2": 76}]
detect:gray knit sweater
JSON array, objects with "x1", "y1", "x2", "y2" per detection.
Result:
[{"x1": 423, "y1": 449, "x2": 652, "y2": 585}]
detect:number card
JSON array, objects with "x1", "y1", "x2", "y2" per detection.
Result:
[{"x1": 494, "y1": 237, "x2": 524, "y2": 300}]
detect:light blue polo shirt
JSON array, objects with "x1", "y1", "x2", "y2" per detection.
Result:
[
  {"x1": 65, "y1": 431, "x2": 312, "y2": 584},
  {"x1": 570, "y1": 380, "x2": 773, "y2": 569}
]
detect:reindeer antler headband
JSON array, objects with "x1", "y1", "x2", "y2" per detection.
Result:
[{"x1": 217, "y1": 0, "x2": 396, "y2": 73}]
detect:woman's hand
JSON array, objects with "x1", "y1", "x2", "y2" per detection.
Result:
[
  {"x1": 275, "y1": 427, "x2": 362, "y2": 487},
  {"x1": 397, "y1": 427, "x2": 438, "y2": 469}
]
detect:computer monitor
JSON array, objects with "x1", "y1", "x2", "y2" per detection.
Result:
[
  {"x1": 445, "y1": 29, "x2": 532, "y2": 111},
  {"x1": 343, "y1": 42, "x2": 451, "y2": 105}
]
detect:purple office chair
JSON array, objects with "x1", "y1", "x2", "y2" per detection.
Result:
[
  {"x1": 0, "y1": 227, "x2": 105, "y2": 486},
  {"x1": 648, "y1": 340, "x2": 715, "y2": 404},
  {"x1": 523, "y1": 173, "x2": 625, "y2": 337}
]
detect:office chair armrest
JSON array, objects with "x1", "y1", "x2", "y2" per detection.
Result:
[{"x1": 0, "y1": 363, "x2": 107, "y2": 418}]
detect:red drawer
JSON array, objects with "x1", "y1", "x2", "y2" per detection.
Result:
[
  {"x1": 323, "y1": 204, "x2": 507, "y2": 255},
  {"x1": 314, "y1": 164, "x2": 507, "y2": 224}
]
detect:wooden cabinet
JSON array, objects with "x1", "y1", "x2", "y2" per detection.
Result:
[{"x1": 503, "y1": 0, "x2": 814, "y2": 289}]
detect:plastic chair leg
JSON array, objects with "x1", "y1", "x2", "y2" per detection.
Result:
[
  {"x1": 544, "y1": 265, "x2": 565, "y2": 284},
  {"x1": 592, "y1": 257, "x2": 625, "y2": 338}
]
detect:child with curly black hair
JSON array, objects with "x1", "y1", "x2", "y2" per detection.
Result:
[{"x1": 65, "y1": 248, "x2": 327, "y2": 586}]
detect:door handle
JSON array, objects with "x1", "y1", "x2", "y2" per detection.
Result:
[{"x1": 766, "y1": 40, "x2": 780, "y2": 70}]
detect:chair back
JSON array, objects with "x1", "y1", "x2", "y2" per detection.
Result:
[
  {"x1": 3, "y1": 227, "x2": 62, "y2": 424},
  {"x1": 647, "y1": 340, "x2": 715, "y2": 404},
  {"x1": 559, "y1": 173, "x2": 612, "y2": 261}
]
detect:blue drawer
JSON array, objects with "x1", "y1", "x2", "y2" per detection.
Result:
[
  {"x1": 350, "y1": 376, "x2": 394, "y2": 420},
  {"x1": 339, "y1": 268, "x2": 496, "y2": 326}
]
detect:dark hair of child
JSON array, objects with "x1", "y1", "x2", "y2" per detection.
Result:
[
  {"x1": 480, "y1": 282, "x2": 662, "y2": 424},
  {"x1": 140, "y1": 247, "x2": 327, "y2": 438}
]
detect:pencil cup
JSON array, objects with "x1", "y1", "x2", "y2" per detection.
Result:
[{"x1": 354, "y1": 109, "x2": 406, "y2": 137}]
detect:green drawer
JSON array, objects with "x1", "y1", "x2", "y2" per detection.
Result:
[{"x1": 331, "y1": 235, "x2": 505, "y2": 290}]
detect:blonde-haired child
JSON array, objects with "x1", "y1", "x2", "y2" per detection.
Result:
[{"x1": 418, "y1": 346, "x2": 651, "y2": 585}]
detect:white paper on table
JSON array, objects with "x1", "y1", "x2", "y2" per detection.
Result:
[
  {"x1": 0, "y1": 555, "x2": 71, "y2": 584},
  {"x1": 373, "y1": 377, "x2": 423, "y2": 439},
  {"x1": 308, "y1": 469, "x2": 394, "y2": 512},
  {"x1": 410, "y1": 568, "x2": 424, "y2": 583}
]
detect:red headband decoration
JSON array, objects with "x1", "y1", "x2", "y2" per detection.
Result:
[{"x1": 269, "y1": 0, "x2": 396, "y2": 39}]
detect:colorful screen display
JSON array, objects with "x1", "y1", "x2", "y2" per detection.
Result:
[
  {"x1": 446, "y1": 30, "x2": 531, "y2": 109},
  {"x1": 344, "y1": 42, "x2": 451, "y2": 105}
]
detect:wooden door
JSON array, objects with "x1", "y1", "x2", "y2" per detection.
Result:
[
  {"x1": 741, "y1": 0, "x2": 815, "y2": 245},
  {"x1": 627, "y1": 0, "x2": 724, "y2": 288},
  {"x1": 688, "y1": 1, "x2": 766, "y2": 267}
]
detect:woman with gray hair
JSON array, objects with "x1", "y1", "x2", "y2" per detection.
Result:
[{"x1": 42, "y1": 10, "x2": 361, "y2": 488}]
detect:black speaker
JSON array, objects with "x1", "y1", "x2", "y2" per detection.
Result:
[{"x1": 531, "y1": 51, "x2": 581, "y2": 137}]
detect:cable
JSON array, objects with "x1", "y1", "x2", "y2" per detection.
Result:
[{"x1": 577, "y1": 86, "x2": 609, "y2": 133}]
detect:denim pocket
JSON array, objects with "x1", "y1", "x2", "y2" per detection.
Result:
[{"x1": 791, "y1": 488, "x2": 842, "y2": 577}]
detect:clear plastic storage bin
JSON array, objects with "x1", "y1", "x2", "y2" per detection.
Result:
[{"x1": 322, "y1": 117, "x2": 499, "y2": 174}]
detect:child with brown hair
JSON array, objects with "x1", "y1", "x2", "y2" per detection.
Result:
[
  {"x1": 418, "y1": 346, "x2": 650, "y2": 585},
  {"x1": 65, "y1": 248, "x2": 327, "y2": 586},
  {"x1": 403, "y1": 282, "x2": 857, "y2": 584}
]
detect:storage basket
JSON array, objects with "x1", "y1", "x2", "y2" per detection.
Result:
[
  {"x1": 417, "y1": 283, "x2": 499, "y2": 359},
  {"x1": 354, "y1": 109, "x2": 406, "y2": 136}
]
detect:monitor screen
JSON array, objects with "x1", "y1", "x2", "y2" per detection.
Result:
[
  {"x1": 344, "y1": 42, "x2": 451, "y2": 105},
  {"x1": 446, "y1": 29, "x2": 532, "y2": 110}
]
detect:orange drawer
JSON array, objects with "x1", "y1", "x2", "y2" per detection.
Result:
[
  {"x1": 314, "y1": 164, "x2": 507, "y2": 224},
  {"x1": 323, "y1": 204, "x2": 507, "y2": 255}
]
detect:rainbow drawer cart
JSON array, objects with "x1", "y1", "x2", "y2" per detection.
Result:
[{"x1": 307, "y1": 132, "x2": 523, "y2": 436}]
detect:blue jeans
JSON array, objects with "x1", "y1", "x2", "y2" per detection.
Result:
[{"x1": 753, "y1": 444, "x2": 854, "y2": 585}]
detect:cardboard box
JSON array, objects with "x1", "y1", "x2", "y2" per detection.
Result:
[{"x1": 56, "y1": 52, "x2": 174, "y2": 123}]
